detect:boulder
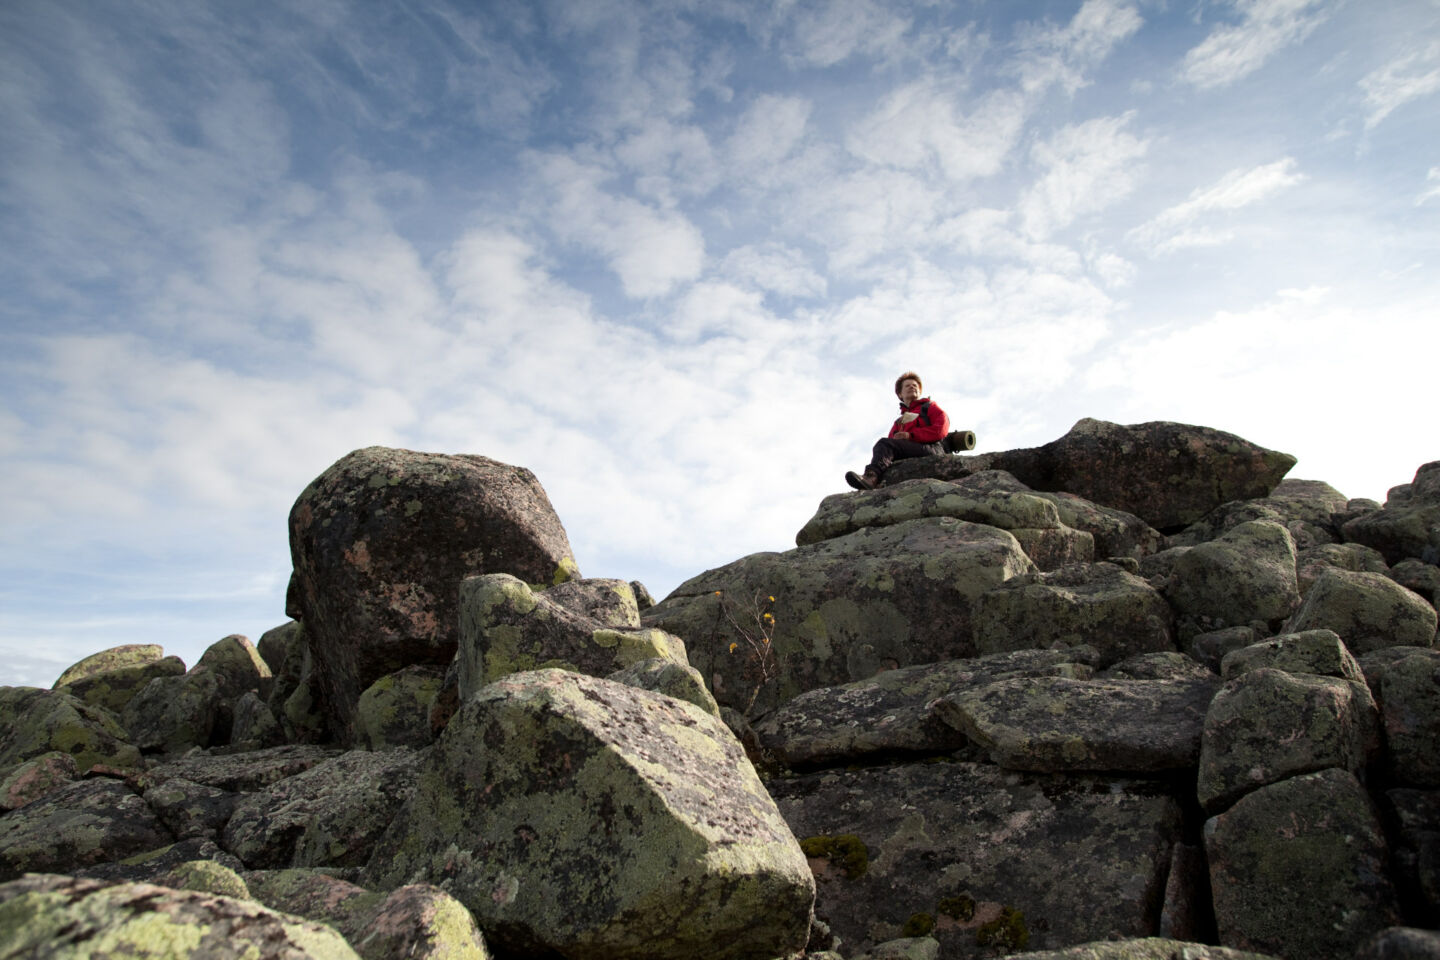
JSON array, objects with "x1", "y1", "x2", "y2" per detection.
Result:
[
  {"x1": 1296, "y1": 542, "x2": 1390, "y2": 595},
  {"x1": 919, "y1": 419, "x2": 1295, "y2": 531},
  {"x1": 363, "y1": 670, "x2": 814, "y2": 960},
  {"x1": 222, "y1": 747, "x2": 425, "y2": 870},
  {"x1": 796, "y1": 480, "x2": 1094, "y2": 571},
  {"x1": 1343, "y1": 462, "x2": 1440, "y2": 565},
  {"x1": 753, "y1": 649, "x2": 1100, "y2": 769},
  {"x1": 52, "y1": 644, "x2": 166, "y2": 688},
  {"x1": 246, "y1": 869, "x2": 491, "y2": 960},
  {"x1": 937, "y1": 675, "x2": 1216, "y2": 773},
  {"x1": 354, "y1": 664, "x2": 446, "y2": 750},
  {"x1": 1205, "y1": 768, "x2": 1399, "y2": 959},
  {"x1": 287, "y1": 446, "x2": 579, "y2": 740},
  {"x1": 55, "y1": 654, "x2": 186, "y2": 715},
  {"x1": 77, "y1": 836, "x2": 246, "y2": 886},
  {"x1": 230, "y1": 690, "x2": 284, "y2": 750},
  {"x1": 1197, "y1": 668, "x2": 1368, "y2": 813},
  {"x1": 1382, "y1": 788, "x2": 1440, "y2": 923},
  {"x1": 643, "y1": 517, "x2": 1034, "y2": 715},
  {"x1": 544, "y1": 576, "x2": 643, "y2": 626},
  {"x1": 1283, "y1": 568, "x2": 1438, "y2": 653},
  {"x1": 142, "y1": 777, "x2": 239, "y2": 842},
  {"x1": 1188, "y1": 625, "x2": 1260, "y2": 672},
  {"x1": 121, "y1": 667, "x2": 225, "y2": 754},
  {"x1": 0, "y1": 778, "x2": 173, "y2": 880},
  {"x1": 1165, "y1": 521, "x2": 1300, "y2": 631},
  {"x1": 140, "y1": 744, "x2": 339, "y2": 793},
  {"x1": 1004, "y1": 942, "x2": 1278, "y2": 960},
  {"x1": 1169, "y1": 479, "x2": 1348, "y2": 551},
  {"x1": 1099, "y1": 651, "x2": 1215, "y2": 683},
  {"x1": 769, "y1": 761, "x2": 1182, "y2": 958},
  {"x1": 164, "y1": 858, "x2": 252, "y2": 899},
  {"x1": 1357, "y1": 928, "x2": 1440, "y2": 960},
  {"x1": 606, "y1": 657, "x2": 721, "y2": 718},
  {"x1": 457, "y1": 574, "x2": 688, "y2": 699},
  {"x1": 0, "y1": 752, "x2": 79, "y2": 812},
  {"x1": 971, "y1": 562, "x2": 1175, "y2": 667},
  {"x1": 1376, "y1": 651, "x2": 1440, "y2": 786},
  {"x1": 0, "y1": 873, "x2": 360, "y2": 959},
  {"x1": 0, "y1": 688, "x2": 142, "y2": 774},
  {"x1": 261, "y1": 620, "x2": 307, "y2": 717},
  {"x1": 1389, "y1": 559, "x2": 1440, "y2": 609},
  {"x1": 257, "y1": 619, "x2": 302, "y2": 674}
]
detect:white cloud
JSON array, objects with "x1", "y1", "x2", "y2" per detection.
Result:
[
  {"x1": 1180, "y1": 0, "x2": 1329, "y2": 89},
  {"x1": 533, "y1": 153, "x2": 705, "y2": 298},
  {"x1": 784, "y1": 0, "x2": 914, "y2": 68},
  {"x1": 726, "y1": 94, "x2": 814, "y2": 184},
  {"x1": 1128, "y1": 157, "x2": 1305, "y2": 254},
  {"x1": 846, "y1": 84, "x2": 1028, "y2": 182},
  {"x1": 1360, "y1": 41, "x2": 1440, "y2": 130},
  {"x1": 1013, "y1": 0, "x2": 1144, "y2": 95},
  {"x1": 720, "y1": 243, "x2": 827, "y2": 299},
  {"x1": 1019, "y1": 111, "x2": 1148, "y2": 239},
  {"x1": 1418, "y1": 167, "x2": 1440, "y2": 206}
]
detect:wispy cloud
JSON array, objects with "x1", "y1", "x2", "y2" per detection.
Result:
[
  {"x1": 1180, "y1": 0, "x2": 1329, "y2": 89},
  {"x1": 846, "y1": 83, "x2": 1028, "y2": 182},
  {"x1": 1020, "y1": 111, "x2": 1148, "y2": 240},
  {"x1": 1013, "y1": 0, "x2": 1144, "y2": 95},
  {"x1": 782, "y1": 0, "x2": 915, "y2": 68},
  {"x1": 1127, "y1": 157, "x2": 1306, "y2": 254},
  {"x1": 1361, "y1": 41, "x2": 1440, "y2": 130},
  {"x1": 1418, "y1": 167, "x2": 1440, "y2": 206}
]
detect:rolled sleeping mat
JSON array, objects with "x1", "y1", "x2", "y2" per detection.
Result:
[{"x1": 942, "y1": 430, "x2": 977, "y2": 453}]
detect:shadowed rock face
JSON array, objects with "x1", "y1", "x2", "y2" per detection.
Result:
[
  {"x1": 885, "y1": 419, "x2": 1295, "y2": 532},
  {"x1": 287, "y1": 447, "x2": 578, "y2": 741}
]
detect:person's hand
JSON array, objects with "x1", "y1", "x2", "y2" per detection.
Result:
[{"x1": 894, "y1": 430, "x2": 911, "y2": 440}]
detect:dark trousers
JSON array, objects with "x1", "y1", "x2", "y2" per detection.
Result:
[{"x1": 868, "y1": 437, "x2": 944, "y2": 476}]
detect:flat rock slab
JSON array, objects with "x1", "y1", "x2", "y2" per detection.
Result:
[
  {"x1": 768, "y1": 761, "x2": 1183, "y2": 959},
  {"x1": 937, "y1": 675, "x2": 1216, "y2": 773},
  {"x1": 1205, "y1": 768, "x2": 1399, "y2": 960},
  {"x1": 754, "y1": 649, "x2": 1101, "y2": 768},
  {"x1": 0, "y1": 778, "x2": 173, "y2": 881},
  {"x1": 644, "y1": 517, "x2": 1034, "y2": 715},
  {"x1": 223, "y1": 747, "x2": 425, "y2": 870},
  {"x1": 0, "y1": 873, "x2": 359, "y2": 959},
  {"x1": 1009, "y1": 940, "x2": 1280, "y2": 960},
  {"x1": 141, "y1": 744, "x2": 340, "y2": 793},
  {"x1": 364, "y1": 669, "x2": 814, "y2": 960}
]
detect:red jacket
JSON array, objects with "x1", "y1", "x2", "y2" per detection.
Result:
[{"x1": 889, "y1": 397, "x2": 950, "y2": 443}]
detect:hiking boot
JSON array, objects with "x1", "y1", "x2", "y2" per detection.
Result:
[{"x1": 845, "y1": 470, "x2": 877, "y2": 490}]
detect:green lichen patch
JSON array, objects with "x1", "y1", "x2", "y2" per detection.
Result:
[
  {"x1": 901, "y1": 912, "x2": 935, "y2": 937},
  {"x1": 975, "y1": 906, "x2": 1028, "y2": 950},
  {"x1": 937, "y1": 894, "x2": 976, "y2": 921}
]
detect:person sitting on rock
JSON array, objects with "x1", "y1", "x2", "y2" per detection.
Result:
[{"x1": 846, "y1": 371, "x2": 951, "y2": 490}]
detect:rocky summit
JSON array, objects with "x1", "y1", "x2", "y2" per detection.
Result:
[{"x1": 2, "y1": 422, "x2": 1438, "y2": 960}]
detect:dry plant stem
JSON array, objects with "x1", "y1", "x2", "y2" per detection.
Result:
[{"x1": 712, "y1": 589, "x2": 778, "y2": 717}]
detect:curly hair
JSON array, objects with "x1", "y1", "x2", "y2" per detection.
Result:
[{"x1": 894, "y1": 371, "x2": 922, "y2": 397}]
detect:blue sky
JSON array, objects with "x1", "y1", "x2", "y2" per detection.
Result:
[{"x1": 2, "y1": 0, "x2": 1438, "y2": 688}]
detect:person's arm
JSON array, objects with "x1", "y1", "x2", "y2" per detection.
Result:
[{"x1": 907, "y1": 401, "x2": 949, "y2": 443}]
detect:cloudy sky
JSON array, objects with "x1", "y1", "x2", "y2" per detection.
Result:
[{"x1": 3, "y1": 0, "x2": 1437, "y2": 687}]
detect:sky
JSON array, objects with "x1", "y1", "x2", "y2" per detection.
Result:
[{"x1": 2, "y1": 0, "x2": 1438, "y2": 688}]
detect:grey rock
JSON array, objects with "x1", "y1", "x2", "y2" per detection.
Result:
[
  {"x1": 77, "y1": 836, "x2": 245, "y2": 885},
  {"x1": 353, "y1": 664, "x2": 445, "y2": 750},
  {"x1": 1283, "y1": 568, "x2": 1438, "y2": 654},
  {"x1": 1343, "y1": 462, "x2": 1440, "y2": 565},
  {"x1": 1003, "y1": 942, "x2": 1277, "y2": 960},
  {"x1": 1165, "y1": 521, "x2": 1299, "y2": 630},
  {"x1": 937, "y1": 675, "x2": 1215, "y2": 773},
  {"x1": 1357, "y1": 928, "x2": 1440, "y2": 960},
  {"x1": 56, "y1": 655, "x2": 186, "y2": 716},
  {"x1": 972, "y1": 562, "x2": 1175, "y2": 667},
  {"x1": 770, "y1": 761, "x2": 1182, "y2": 958},
  {"x1": 643, "y1": 517, "x2": 1034, "y2": 715},
  {"x1": 0, "y1": 752, "x2": 79, "y2": 812},
  {"x1": 141, "y1": 744, "x2": 339, "y2": 793},
  {"x1": 0, "y1": 688, "x2": 142, "y2": 775},
  {"x1": 288, "y1": 446, "x2": 579, "y2": 741},
  {"x1": 1205, "y1": 768, "x2": 1399, "y2": 959},
  {"x1": 142, "y1": 776, "x2": 239, "y2": 841},
  {"x1": 1188, "y1": 626, "x2": 1259, "y2": 673},
  {"x1": 363, "y1": 669, "x2": 814, "y2": 960},
  {"x1": 0, "y1": 778, "x2": 173, "y2": 881},
  {"x1": 1377, "y1": 651, "x2": 1440, "y2": 786},
  {"x1": 606, "y1": 656, "x2": 721, "y2": 718},
  {"x1": 1197, "y1": 668, "x2": 1368, "y2": 812},
  {"x1": 1382, "y1": 788, "x2": 1440, "y2": 924},
  {"x1": 544, "y1": 576, "x2": 643, "y2": 626},
  {"x1": 230, "y1": 691, "x2": 284, "y2": 751},
  {"x1": 52, "y1": 644, "x2": 166, "y2": 688},
  {"x1": 1295, "y1": 542, "x2": 1390, "y2": 595}
]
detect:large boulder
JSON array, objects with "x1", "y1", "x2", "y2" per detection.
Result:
[
  {"x1": 222, "y1": 747, "x2": 424, "y2": 870},
  {"x1": 0, "y1": 752, "x2": 79, "y2": 812},
  {"x1": 363, "y1": 669, "x2": 815, "y2": 960},
  {"x1": 52, "y1": 644, "x2": 188, "y2": 716},
  {"x1": 1343, "y1": 462, "x2": 1440, "y2": 565},
  {"x1": 1164, "y1": 521, "x2": 1300, "y2": 630},
  {"x1": 1283, "y1": 568, "x2": 1438, "y2": 653},
  {"x1": 0, "y1": 873, "x2": 360, "y2": 959},
  {"x1": 52, "y1": 644, "x2": 166, "y2": 687},
  {"x1": 971, "y1": 562, "x2": 1175, "y2": 667},
  {"x1": 1296, "y1": 542, "x2": 1390, "y2": 596},
  {"x1": 0, "y1": 778, "x2": 173, "y2": 880},
  {"x1": 769, "y1": 762, "x2": 1182, "y2": 958},
  {"x1": 287, "y1": 446, "x2": 579, "y2": 740},
  {"x1": 1169, "y1": 479, "x2": 1349, "y2": 551},
  {"x1": 457, "y1": 574, "x2": 688, "y2": 699},
  {"x1": 353, "y1": 665, "x2": 446, "y2": 750},
  {"x1": 796, "y1": 480, "x2": 1095, "y2": 571},
  {"x1": 937, "y1": 674, "x2": 1216, "y2": 773},
  {"x1": 753, "y1": 648, "x2": 1100, "y2": 769},
  {"x1": 0, "y1": 688, "x2": 142, "y2": 774},
  {"x1": 1205, "y1": 768, "x2": 1400, "y2": 959},
  {"x1": 121, "y1": 667, "x2": 226, "y2": 754},
  {"x1": 1374, "y1": 650, "x2": 1440, "y2": 786},
  {"x1": 643, "y1": 517, "x2": 1034, "y2": 715},
  {"x1": 897, "y1": 419, "x2": 1295, "y2": 531},
  {"x1": 1197, "y1": 668, "x2": 1368, "y2": 813}
]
